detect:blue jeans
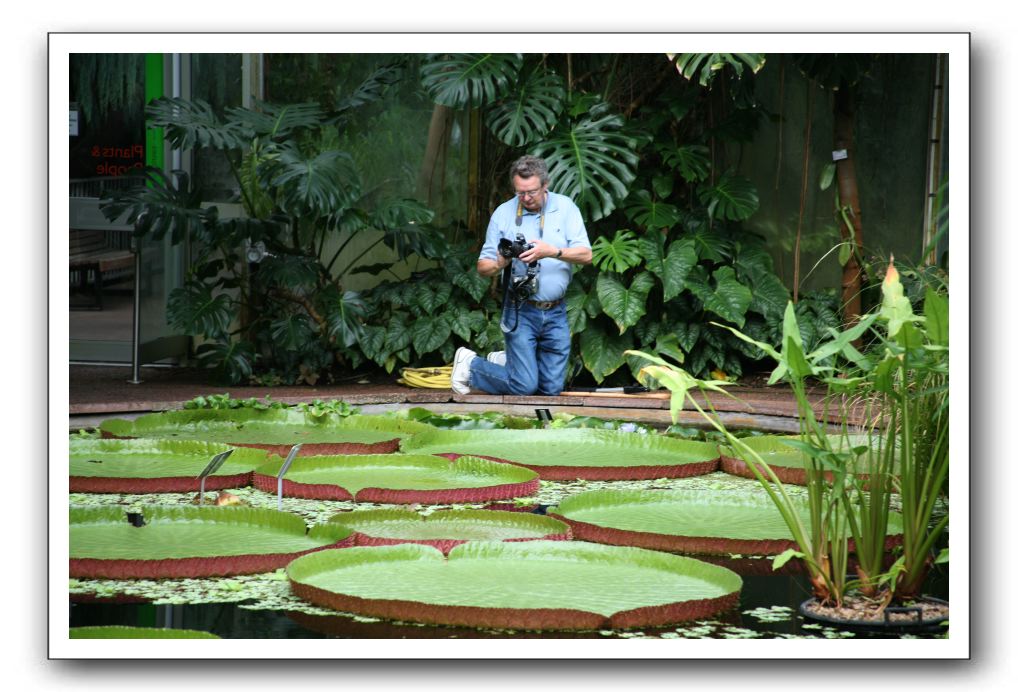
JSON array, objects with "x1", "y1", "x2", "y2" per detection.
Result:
[{"x1": 469, "y1": 301, "x2": 570, "y2": 395}]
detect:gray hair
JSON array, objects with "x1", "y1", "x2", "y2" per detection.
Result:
[{"x1": 509, "y1": 155, "x2": 549, "y2": 186}]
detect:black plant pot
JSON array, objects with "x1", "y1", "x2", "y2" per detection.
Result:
[{"x1": 799, "y1": 596, "x2": 949, "y2": 634}]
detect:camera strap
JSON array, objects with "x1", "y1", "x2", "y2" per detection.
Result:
[{"x1": 499, "y1": 263, "x2": 520, "y2": 333}]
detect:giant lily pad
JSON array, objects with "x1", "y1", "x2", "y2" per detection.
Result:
[
  {"x1": 69, "y1": 626, "x2": 220, "y2": 639},
  {"x1": 287, "y1": 541, "x2": 742, "y2": 630},
  {"x1": 328, "y1": 508, "x2": 570, "y2": 553},
  {"x1": 399, "y1": 428, "x2": 720, "y2": 480},
  {"x1": 70, "y1": 506, "x2": 354, "y2": 579},
  {"x1": 550, "y1": 489, "x2": 904, "y2": 555},
  {"x1": 252, "y1": 454, "x2": 539, "y2": 503},
  {"x1": 99, "y1": 410, "x2": 434, "y2": 455},
  {"x1": 69, "y1": 438, "x2": 268, "y2": 493},
  {"x1": 719, "y1": 434, "x2": 900, "y2": 486}
]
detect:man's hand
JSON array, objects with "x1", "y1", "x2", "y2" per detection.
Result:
[{"x1": 518, "y1": 239, "x2": 558, "y2": 264}]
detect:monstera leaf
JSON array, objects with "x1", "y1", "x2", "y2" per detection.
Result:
[
  {"x1": 623, "y1": 190, "x2": 681, "y2": 230},
  {"x1": 226, "y1": 101, "x2": 326, "y2": 140},
  {"x1": 100, "y1": 167, "x2": 212, "y2": 245},
  {"x1": 167, "y1": 279, "x2": 234, "y2": 338},
  {"x1": 668, "y1": 53, "x2": 766, "y2": 87},
  {"x1": 662, "y1": 144, "x2": 711, "y2": 183},
  {"x1": 257, "y1": 144, "x2": 361, "y2": 217},
  {"x1": 531, "y1": 104, "x2": 641, "y2": 221},
  {"x1": 697, "y1": 171, "x2": 760, "y2": 221},
  {"x1": 486, "y1": 67, "x2": 566, "y2": 146},
  {"x1": 145, "y1": 97, "x2": 253, "y2": 150},
  {"x1": 591, "y1": 230, "x2": 643, "y2": 273},
  {"x1": 420, "y1": 53, "x2": 523, "y2": 108}
]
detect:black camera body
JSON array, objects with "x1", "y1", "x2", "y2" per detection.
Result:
[
  {"x1": 498, "y1": 233, "x2": 533, "y2": 260},
  {"x1": 498, "y1": 233, "x2": 538, "y2": 300}
]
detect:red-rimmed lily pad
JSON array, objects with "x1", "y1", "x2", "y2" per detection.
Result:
[
  {"x1": 549, "y1": 489, "x2": 904, "y2": 555},
  {"x1": 719, "y1": 434, "x2": 900, "y2": 486},
  {"x1": 327, "y1": 508, "x2": 570, "y2": 553},
  {"x1": 69, "y1": 438, "x2": 268, "y2": 493},
  {"x1": 252, "y1": 454, "x2": 539, "y2": 503},
  {"x1": 70, "y1": 506, "x2": 355, "y2": 579},
  {"x1": 69, "y1": 626, "x2": 220, "y2": 639},
  {"x1": 287, "y1": 541, "x2": 742, "y2": 631},
  {"x1": 99, "y1": 410, "x2": 434, "y2": 456},
  {"x1": 399, "y1": 428, "x2": 720, "y2": 480}
]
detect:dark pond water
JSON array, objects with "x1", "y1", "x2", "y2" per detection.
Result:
[{"x1": 69, "y1": 565, "x2": 949, "y2": 640}]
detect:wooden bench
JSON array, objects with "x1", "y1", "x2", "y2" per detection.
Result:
[{"x1": 69, "y1": 230, "x2": 134, "y2": 310}]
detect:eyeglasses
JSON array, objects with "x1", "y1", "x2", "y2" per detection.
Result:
[{"x1": 514, "y1": 186, "x2": 544, "y2": 199}]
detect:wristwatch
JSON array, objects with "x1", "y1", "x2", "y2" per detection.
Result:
[{"x1": 555, "y1": 248, "x2": 563, "y2": 259}]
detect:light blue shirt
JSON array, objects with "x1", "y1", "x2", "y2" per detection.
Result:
[{"x1": 478, "y1": 190, "x2": 590, "y2": 302}]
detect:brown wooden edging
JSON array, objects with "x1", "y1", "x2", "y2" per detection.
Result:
[
  {"x1": 251, "y1": 472, "x2": 540, "y2": 504},
  {"x1": 70, "y1": 535, "x2": 356, "y2": 579},
  {"x1": 289, "y1": 580, "x2": 740, "y2": 631},
  {"x1": 70, "y1": 472, "x2": 254, "y2": 494},
  {"x1": 436, "y1": 453, "x2": 718, "y2": 481}
]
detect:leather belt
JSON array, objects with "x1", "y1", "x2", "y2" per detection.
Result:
[{"x1": 527, "y1": 299, "x2": 563, "y2": 310}]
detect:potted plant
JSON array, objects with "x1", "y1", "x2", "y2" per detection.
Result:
[{"x1": 628, "y1": 256, "x2": 949, "y2": 627}]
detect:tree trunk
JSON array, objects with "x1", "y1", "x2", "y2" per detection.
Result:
[
  {"x1": 833, "y1": 84, "x2": 864, "y2": 327},
  {"x1": 416, "y1": 104, "x2": 454, "y2": 208}
]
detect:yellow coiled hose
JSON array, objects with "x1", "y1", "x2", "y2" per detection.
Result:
[{"x1": 398, "y1": 366, "x2": 453, "y2": 389}]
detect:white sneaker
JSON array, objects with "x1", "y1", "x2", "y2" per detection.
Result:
[
  {"x1": 451, "y1": 347, "x2": 476, "y2": 394},
  {"x1": 486, "y1": 351, "x2": 507, "y2": 367}
]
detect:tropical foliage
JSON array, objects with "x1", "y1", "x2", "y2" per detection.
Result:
[{"x1": 629, "y1": 257, "x2": 949, "y2": 608}]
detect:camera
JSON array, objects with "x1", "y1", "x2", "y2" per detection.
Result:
[
  {"x1": 497, "y1": 233, "x2": 539, "y2": 300},
  {"x1": 498, "y1": 233, "x2": 533, "y2": 260}
]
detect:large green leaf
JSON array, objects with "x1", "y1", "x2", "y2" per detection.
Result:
[
  {"x1": 531, "y1": 104, "x2": 641, "y2": 221},
  {"x1": 580, "y1": 321, "x2": 633, "y2": 383},
  {"x1": 669, "y1": 53, "x2": 766, "y2": 87},
  {"x1": 591, "y1": 230, "x2": 643, "y2": 273},
  {"x1": 328, "y1": 508, "x2": 568, "y2": 543},
  {"x1": 718, "y1": 434, "x2": 903, "y2": 480},
  {"x1": 688, "y1": 266, "x2": 753, "y2": 327},
  {"x1": 324, "y1": 289, "x2": 367, "y2": 349},
  {"x1": 597, "y1": 271, "x2": 655, "y2": 334},
  {"x1": 420, "y1": 53, "x2": 523, "y2": 108},
  {"x1": 331, "y1": 62, "x2": 403, "y2": 120},
  {"x1": 623, "y1": 190, "x2": 681, "y2": 229},
  {"x1": 448, "y1": 310, "x2": 487, "y2": 342},
  {"x1": 167, "y1": 280, "x2": 234, "y2": 338},
  {"x1": 401, "y1": 428, "x2": 718, "y2": 474},
  {"x1": 643, "y1": 236, "x2": 698, "y2": 302},
  {"x1": 923, "y1": 287, "x2": 949, "y2": 346},
  {"x1": 70, "y1": 506, "x2": 351, "y2": 560},
  {"x1": 411, "y1": 282, "x2": 452, "y2": 316},
  {"x1": 100, "y1": 167, "x2": 212, "y2": 245},
  {"x1": 287, "y1": 541, "x2": 741, "y2": 628},
  {"x1": 100, "y1": 410, "x2": 433, "y2": 446},
  {"x1": 662, "y1": 144, "x2": 711, "y2": 183},
  {"x1": 553, "y1": 488, "x2": 812, "y2": 544},
  {"x1": 255, "y1": 453, "x2": 537, "y2": 497},
  {"x1": 486, "y1": 67, "x2": 566, "y2": 146},
  {"x1": 145, "y1": 97, "x2": 253, "y2": 150},
  {"x1": 70, "y1": 626, "x2": 220, "y2": 639},
  {"x1": 226, "y1": 101, "x2": 325, "y2": 140},
  {"x1": 411, "y1": 314, "x2": 452, "y2": 355},
  {"x1": 257, "y1": 144, "x2": 361, "y2": 217},
  {"x1": 697, "y1": 172, "x2": 760, "y2": 221},
  {"x1": 69, "y1": 439, "x2": 267, "y2": 479},
  {"x1": 269, "y1": 314, "x2": 316, "y2": 351}
]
